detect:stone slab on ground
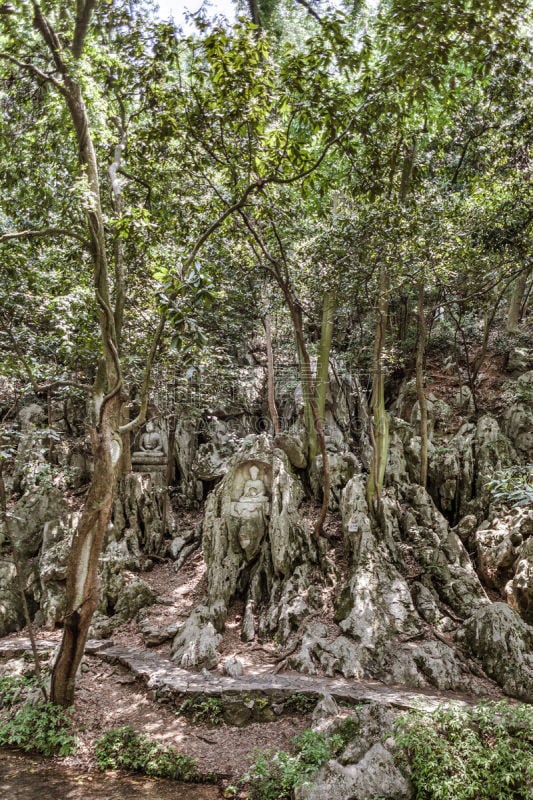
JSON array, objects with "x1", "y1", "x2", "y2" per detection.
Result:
[{"x1": 96, "y1": 644, "x2": 471, "y2": 713}]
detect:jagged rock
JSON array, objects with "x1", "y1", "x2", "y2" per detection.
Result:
[
  {"x1": 507, "y1": 347, "x2": 532, "y2": 373},
  {"x1": 6, "y1": 486, "x2": 69, "y2": 559},
  {"x1": 453, "y1": 385, "x2": 475, "y2": 414},
  {"x1": 114, "y1": 578, "x2": 155, "y2": 622},
  {"x1": 274, "y1": 432, "x2": 307, "y2": 469},
  {"x1": 294, "y1": 742, "x2": 413, "y2": 800},
  {"x1": 312, "y1": 693, "x2": 338, "y2": 723},
  {"x1": 399, "y1": 485, "x2": 490, "y2": 619},
  {"x1": 411, "y1": 640, "x2": 481, "y2": 693},
  {"x1": 476, "y1": 524, "x2": 517, "y2": 589},
  {"x1": 169, "y1": 536, "x2": 186, "y2": 559},
  {"x1": 335, "y1": 703, "x2": 397, "y2": 764},
  {"x1": 141, "y1": 622, "x2": 180, "y2": 647},
  {"x1": 111, "y1": 472, "x2": 169, "y2": 559},
  {"x1": 334, "y1": 478, "x2": 422, "y2": 677},
  {"x1": 172, "y1": 605, "x2": 223, "y2": 669},
  {"x1": 223, "y1": 656, "x2": 244, "y2": 678},
  {"x1": 452, "y1": 514, "x2": 478, "y2": 548},
  {"x1": 474, "y1": 416, "x2": 518, "y2": 502},
  {"x1": 35, "y1": 515, "x2": 76, "y2": 627},
  {"x1": 506, "y1": 534, "x2": 533, "y2": 623},
  {"x1": 428, "y1": 423, "x2": 475, "y2": 520},
  {"x1": 311, "y1": 450, "x2": 359, "y2": 511},
  {"x1": 475, "y1": 507, "x2": 533, "y2": 622},
  {"x1": 173, "y1": 436, "x2": 321, "y2": 668},
  {"x1": 502, "y1": 404, "x2": 533, "y2": 459},
  {"x1": 456, "y1": 603, "x2": 533, "y2": 701},
  {"x1": 0, "y1": 563, "x2": 25, "y2": 636}
]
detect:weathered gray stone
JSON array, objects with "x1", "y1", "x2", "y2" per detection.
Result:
[
  {"x1": 456, "y1": 603, "x2": 533, "y2": 701},
  {"x1": 223, "y1": 656, "x2": 244, "y2": 678},
  {"x1": 6, "y1": 486, "x2": 69, "y2": 559},
  {"x1": 507, "y1": 347, "x2": 532, "y2": 373},
  {"x1": 274, "y1": 433, "x2": 307, "y2": 469},
  {"x1": 294, "y1": 743, "x2": 413, "y2": 800},
  {"x1": 0, "y1": 563, "x2": 25, "y2": 637},
  {"x1": 172, "y1": 604, "x2": 223, "y2": 669},
  {"x1": 312, "y1": 693, "x2": 338, "y2": 723}
]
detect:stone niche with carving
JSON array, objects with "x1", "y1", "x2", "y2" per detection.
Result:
[
  {"x1": 229, "y1": 460, "x2": 272, "y2": 560},
  {"x1": 131, "y1": 420, "x2": 168, "y2": 473}
]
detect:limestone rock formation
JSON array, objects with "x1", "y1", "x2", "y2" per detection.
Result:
[
  {"x1": 457, "y1": 603, "x2": 533, "y2": 701},
  {"x1": 296, "y1": 704, "x2": 412, "y2": 800},
  {"x1": 172, "y1": 434, "x2": 319, "y2": 668}
]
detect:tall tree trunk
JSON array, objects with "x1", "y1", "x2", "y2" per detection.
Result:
[
  {"x1": 283, "y1": 290, "x2": 329, "y2": 538},
  {"x1": 262, "y1": 312, "x2": 280, "y2": 435},
  {"x1": 507, "y1": 266, "x2": 530, "y2": 333},
  {"x1": 367, "y1": 269, "x2": 389, "y2": 511},
  {"x1": 50, "y1": 399, "x2": 121, "y2": 706},
  {"x1": 312, "y1": 291, "x2": 336, "y2": 458},
  {"x1": 415, "y1": 280, "x2": 428, "y2": 487},
  {"x1": 33, "y1": 4, "x2": 123, "y2": 705}
]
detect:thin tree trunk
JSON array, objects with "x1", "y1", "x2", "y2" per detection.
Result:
[
  {"x1": 284, "y1": 292, "x2": 329, "y2": 538},
  {"x1": 415, "y1": 280, "x2": 428, "y2": 487},
  {"x1": 507, "y1": 266, "x2": 530, "y2": 333},
  {"x1": 313, "y1": 291, "x2": 336, "y2": 456},
  {"x1": 33, "y1": 4, "x2": 123, "y2": 706},
  {"x1": 263, "y1": 312, "x2": 280, "y2": 435},
  {"x1": 161, "y1": 415, "x2": 177, "y2": 538},
  {"x1": 367, "y1": 269, "x2": 389, "y2": 511}
]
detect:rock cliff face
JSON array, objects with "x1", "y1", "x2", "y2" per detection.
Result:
[{"x1": 0, "y1": 355, "x2": 532, "y2": 704}]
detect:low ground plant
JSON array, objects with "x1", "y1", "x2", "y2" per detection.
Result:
[
  {"x1": 0, "y1": 698, "x2": 75, "y2": 756},
  {"x1": 178, "y1": 695, "x2": 224, "y2": 725},
  {"x1": 394, "y1": 701, "x2": 533, "y2": 800},
  {"x1": 240, "y1": 728, "x2": 344, "y2": 800},
  {"x1": 95, "y1": 725, "x2": 199, "y2": 781}
]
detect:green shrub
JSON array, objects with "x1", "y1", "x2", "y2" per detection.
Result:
[
  {"x1": 283, "y1": 694, "x2": 317, "y2": 714},
  {"x1": 0, "y1": 700, "x2": 75, "y2": 756},
  {"x1": 241, "y1": 728, "x2": 343, "y2": 800},
  {"x1": 178, "y1": 695, "x2": 224, "y2": 725},
  {"x1": 0, "y1": 675, "x2": 38, "y2": 708},
  {"x1": 485, "y1": 465, "x2": 533, "y2": 508},
  {"x1": 95, "y1": 726, "x2": 198, "y2": 781},
  {"x1": 394, "y1": 701, "x2": 533, "y2": 800}
]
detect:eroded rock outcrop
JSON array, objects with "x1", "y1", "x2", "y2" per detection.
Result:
[{"x1": 172, "y1": 434, "x2": 320, "y2": 667}]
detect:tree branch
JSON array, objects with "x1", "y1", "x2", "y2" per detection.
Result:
[
  {"x1": 0, "y1": 52, "x2": 65, "y2": 93},
  {"x1": 0, "y1": 228, "x2": 89, "y2": 247}
]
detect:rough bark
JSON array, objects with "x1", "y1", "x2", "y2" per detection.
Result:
[
  {"x1": 313, "y1": 291, "x2": 336, "y2": 456},
  {"x1": 367, "y1": 269, "x2": 389, "y2": 511},
  {"x1": 506, "y1": 266, "x2": 530, "y2": 333},
  {"x1": 263, "y1": 312, "x2": 280, "y2": 435},
  {"x1": 415, "y1": 280, "x2": 428, "y2": 487},
  {"x1": 50, "y1": 402, "x2": 121, "y2": 706}
]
